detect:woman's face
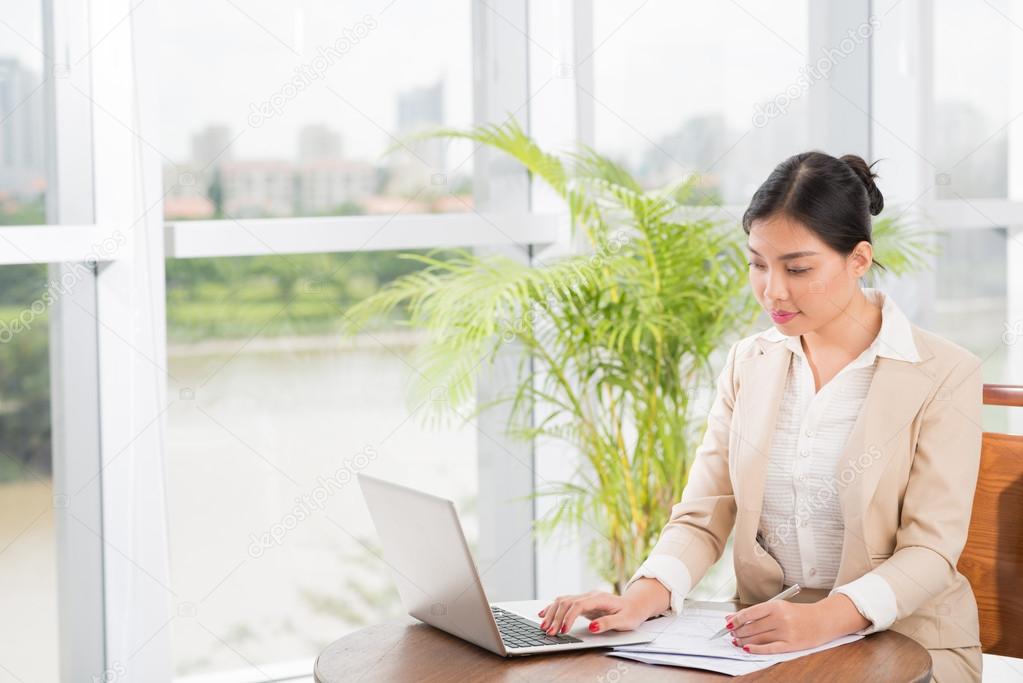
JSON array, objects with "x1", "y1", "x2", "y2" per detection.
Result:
[{"x1": 746, "y1": 214, "x2": 871, "y2": 334}]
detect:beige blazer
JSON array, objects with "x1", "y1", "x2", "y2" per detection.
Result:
[{"x1": 647, "y1": 325, "x2": 984, "y2": 650}]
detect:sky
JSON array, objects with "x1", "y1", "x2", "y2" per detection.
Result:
[
  {"x1": 0, "y1": 0, "x2": 1017, "y2": 172},
  {"x1": 1, "y1": 4, "x2": 44, "y2": 73},
  {"x1": 154, "y1": 0, "x2": 474, "y2": 163},
  {"x1": 590, "y1": 0, "x2": 808, "y2": 161}
]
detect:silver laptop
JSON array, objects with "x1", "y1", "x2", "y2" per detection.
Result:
[{"x1": 357, "y1": 474, "x2": 656, "y2": 656}]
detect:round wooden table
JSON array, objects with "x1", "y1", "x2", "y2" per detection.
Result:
[{"x1": 314, "y1": 612, "x2": 933, "y2": 682}]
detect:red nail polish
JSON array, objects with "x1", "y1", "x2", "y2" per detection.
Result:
[
  {"x1": 561, "y1": 623, "x2": 568, "y2": 633},
  {"x1": 743, "y1": 645, "x2": 750, "y2": 652},
  {"x1": 726, "y1": 621, "x2": 733, "y2": 630},
  {"x1": 732, "y1": 638, "x2": 738, "y2": 646},
  {"x1": 588, "y1": 622, "x2": 599, "y2": 632}
]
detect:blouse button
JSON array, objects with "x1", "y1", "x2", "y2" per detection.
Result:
[
  {"x1": 804, "y1": 429, "x2": 814, "y2": 438},
  {"x1": 808, "y1": 567, "x2": 817, "y2": 576}
]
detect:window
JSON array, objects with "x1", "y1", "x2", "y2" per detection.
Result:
[
  {"x1": 932, "y1": 0, "x2": 1019, "y2": 200},
  {"x1": 0, "y1": 6, "x2": 61, "y2": 681},
  {"x1": 0, "y1": 4, "x2": 47, "y2": 223},
  {"x1": 926, "y1": 1, "x2": 1022, "y2": 430},
  {"x1": 591, "y1": 1, "x2": 811, "y2": 203},
  {"x1": 156, "y1": 1, "x2": 475, "y2": 221},
  {"x1": 930, "y1": 227, "x2": 1012, "y2": 432},
  {"x1": 154, "y1": 3, "x2": 540, "y2": 677},
  {"x1": 0, "y1": 264, "x2": 58, "y2": 683},
  {"x1": 163, "y1": 246, "x2": 480, "y2": 677},
  {"x1": 584, "y1": 0, "x2": 813, "y2": 603}
]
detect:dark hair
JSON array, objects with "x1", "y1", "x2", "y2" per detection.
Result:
[{"x1": 742, "y1": 151, "x2": 886, "y2": 272}]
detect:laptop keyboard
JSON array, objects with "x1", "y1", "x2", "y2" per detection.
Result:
[{"x1": 491, "y1": 606, "x2": 583, "y2": 648}]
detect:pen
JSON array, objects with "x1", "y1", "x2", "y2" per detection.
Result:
[{"x1": 707, "y1": 583, "x2": 802, "y2": 639}]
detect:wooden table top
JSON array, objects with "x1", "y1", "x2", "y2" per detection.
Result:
[{"x1": 314, "y1": 601, "x2": 932, "y2": 682}]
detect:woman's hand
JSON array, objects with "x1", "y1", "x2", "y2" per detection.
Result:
[
  {"x1": 537, "y1": 578, "x2": 670, "y2": 636},
  {"x1": 536, "y1": 590, "x2": 649, "y2": 636},
  {"x1": 726, "y1": 594, "x2": 869, "y2": 654}
]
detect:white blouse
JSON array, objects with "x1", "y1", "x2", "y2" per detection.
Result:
[{"x1": 628, "y1": 288, "x2": 909, "y2": 634}]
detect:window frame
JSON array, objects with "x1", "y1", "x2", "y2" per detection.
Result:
[{"x1": 165, "y1": 212, "x2": 556, "y2": 258}]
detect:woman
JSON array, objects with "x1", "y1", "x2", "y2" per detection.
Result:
[{"x1": 537, "y1": 152, "x2": 984, "y2": 682}]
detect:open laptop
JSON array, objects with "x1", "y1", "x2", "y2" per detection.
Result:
[{"x1": 357, "y1": 474, "x2": 656, "y2": 656}]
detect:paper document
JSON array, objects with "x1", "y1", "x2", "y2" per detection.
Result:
[
  {"x1": 607, "y1": 607, "x2": 863, "y2": 676},
  {"x1": 607, "y1": 651, "x2": 773, "y2": 677}
]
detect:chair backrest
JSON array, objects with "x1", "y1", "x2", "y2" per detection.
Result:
[{"x1": 956, "y1": 384, "x2": 1023, "y2": 658}]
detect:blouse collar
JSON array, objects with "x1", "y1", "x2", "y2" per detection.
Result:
[{"x1": 756, "y1": 288, "x2": 921, "y2": 364}]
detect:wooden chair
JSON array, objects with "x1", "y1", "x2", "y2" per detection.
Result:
[{"x1": 956, "y1": 384, "x2": 1023, "y2": 658}]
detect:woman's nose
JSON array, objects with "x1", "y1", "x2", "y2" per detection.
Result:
[{"x1": 763, "y1": 271, "x2": 788, "y2": 303}]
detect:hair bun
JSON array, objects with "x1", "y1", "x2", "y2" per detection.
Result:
[{"x1": 840, "y1": 154, "x2": 884, "y2": 216}]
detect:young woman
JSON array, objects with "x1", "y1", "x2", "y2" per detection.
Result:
[{"x1": 536, "y1": 152, "x2": 984, "y2": 682}]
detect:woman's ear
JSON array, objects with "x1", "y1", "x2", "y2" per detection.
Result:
[{"x1": 849, "y1": 241, "x2": 873, "y2": 278}]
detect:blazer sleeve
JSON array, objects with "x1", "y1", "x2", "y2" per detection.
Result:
[
  {"x1": 845, "y1": 351, "x2": 983, "y2": 625},
  {"x1": 623, "y1": 338, "x2": 741, "y2": 612}
]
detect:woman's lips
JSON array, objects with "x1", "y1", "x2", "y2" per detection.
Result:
[{"x1": 770, "y1": 310, "x2": 799, "y2": 323}]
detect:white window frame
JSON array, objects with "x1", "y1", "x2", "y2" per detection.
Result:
[
  {"x1": 165, "y1": 212, "x2": 556, "y2": 259},
  {"x1": 46, "y1": 0, "x2": 106, "y2": 679}
]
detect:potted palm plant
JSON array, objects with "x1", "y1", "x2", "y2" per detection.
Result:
[{"x1": 344, "y1": 120, "x2": 933, "y2": 592}]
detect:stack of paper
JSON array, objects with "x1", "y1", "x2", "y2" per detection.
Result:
[{"x1": 607, "y1": 607, "x2": 863, "y2": 676}]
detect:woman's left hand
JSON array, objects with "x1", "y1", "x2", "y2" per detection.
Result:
[{"x1": 725, "y1": 599, "x2": 839, "y2": 654}]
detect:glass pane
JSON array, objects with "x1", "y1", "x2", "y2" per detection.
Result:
[
  {"x1": 0, "y1": 5, "x2": 47, "y2": 224},
  {"x1": 0, "y1": 264, "x2": 57, "y2": 682},
  {"x1": 165, "y1": 251, "x2": 478, "y2": 678},
  {"x1": 592, "y1": 1, "x2": 810, "y2": 204},
  {"x1": 929, "y1": 227, "x2": 1011, "y2": 432},
  {"x1": 931, "y1": 1, "x2": 1017, "y2": 200},
  {"x1": 156, "y1": 2, "x2": 474, "y2": 220}
]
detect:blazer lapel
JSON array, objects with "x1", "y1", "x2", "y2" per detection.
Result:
[
  {"x1": 735, "y1": 337, "x2": 791, "y2": 519},
  {"x1": 836, "y1": 355, "x2": 935, "y2": 519},
  {"x1": 832, "y1": 349, "x2": 935, "y2": 584},
  {"x1": 732, "y1": 337, "x2": 791, "y2": 599}
]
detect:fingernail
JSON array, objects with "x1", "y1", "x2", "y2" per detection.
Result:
[
  {"x1": 732, "y1": 638, "x2": 738, "y2": 646},
  {"x1": 743, "y1": 645, "x2": 750, "y2": 652},
  {"x1": 561, "y1": 623, "x2": 568, "y2": 633},
  {"x1": 589, "y1": 622, "x2": 600, "y2": 632},
  {"x1": 537, "y1": 611, "x2": 543, "y2": 617},
  {"x1": 726, "y1": 621, "x2": 733, "y2": 630}
]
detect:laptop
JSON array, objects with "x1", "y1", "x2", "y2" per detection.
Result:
[{"x1": 357, "y1": 474, "x2": 656, "y2": 656}]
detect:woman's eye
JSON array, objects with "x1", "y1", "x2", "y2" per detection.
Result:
[{"x1": 747, "y1": 261, "x2": 811, "y2": 275}]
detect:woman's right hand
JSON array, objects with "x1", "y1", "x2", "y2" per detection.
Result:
[{"x1": 536, "y1": 589, "x2": 653, "y2": 636}]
